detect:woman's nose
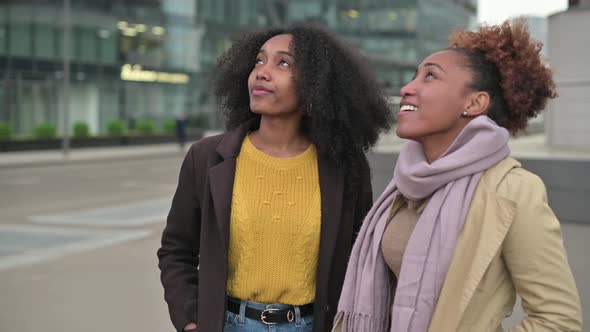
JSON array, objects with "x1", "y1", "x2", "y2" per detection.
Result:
[
  {"x1": 400, "y1": 80, "x2": 416, "y2": 97},
  {"x1": 255, "y1": 66, "x2": 270, "y2": 81}
]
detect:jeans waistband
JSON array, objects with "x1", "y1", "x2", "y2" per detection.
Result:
[{"x1": 227, "y1": 296, "x2": 312, "y2": 311}]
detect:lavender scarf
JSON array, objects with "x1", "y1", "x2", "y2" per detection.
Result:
[{"x1": 335, "y1": 116, "x2": 510, "y2": 332}]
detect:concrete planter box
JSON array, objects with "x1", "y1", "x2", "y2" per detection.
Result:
[
  {"x1": 0, "y1": 138, "x2": 61, "y2": 152},
  {"x1": 0, "y1": 131, "x2": 204, "y2": 152}
]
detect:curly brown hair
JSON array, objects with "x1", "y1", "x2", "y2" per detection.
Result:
[{"x1": 448, "y1": 19, "x2": 556, "y2": 135}]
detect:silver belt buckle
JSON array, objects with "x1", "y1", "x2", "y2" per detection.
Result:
[{"x1": 261, "y1": 308, "x2": 279, "y2": 325}]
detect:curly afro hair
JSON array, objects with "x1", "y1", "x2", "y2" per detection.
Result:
[
  {"x1": 448, "y1": 19, "x2": 556, "y2": 135},
  {"x1": 213, "y1": 23, "x2": 393, "y2": 197}
]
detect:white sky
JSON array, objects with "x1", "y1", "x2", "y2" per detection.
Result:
[{"x1": 477, "y1": 0, "x2": 568, "y2": 24}]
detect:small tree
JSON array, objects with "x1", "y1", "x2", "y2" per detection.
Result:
[
  {"x1": 163, "y1": 119, "x2": 176, "y2": 134},
  {"x1": 107, "y1": 120, "x2": 126, "y2": 136},
  {"x1": 0, "y1": 123, "x2": 12, "y2": 141},
  {"x1": 136, "y1": 119, "x2": 155, "y2": 135},
  {"x1": 34, "y1": 122, "x2": 57, "y2": 139},
  {"x1": 73, "y1": 122, "x2": 90, "y2": 138}
]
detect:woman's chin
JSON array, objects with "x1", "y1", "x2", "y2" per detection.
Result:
[
  {"x1": 395, "y1": 128, "x2": 422, "y2": 142},
  {"x1": 395, "y1": 127, "x2": 412, "y2": 140}
]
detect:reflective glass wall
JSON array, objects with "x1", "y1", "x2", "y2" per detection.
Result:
[{"x1": 0, "y1": 0, "x2": 475, "y2": 137}]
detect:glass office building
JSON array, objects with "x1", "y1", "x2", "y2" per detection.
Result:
[{"x1": 0, "y1": 0, "x2": 475, "y2": 136}]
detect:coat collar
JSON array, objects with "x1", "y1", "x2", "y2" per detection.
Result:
[{"x1": 215, "y1": 119, "x2": 259, "y2": 159}]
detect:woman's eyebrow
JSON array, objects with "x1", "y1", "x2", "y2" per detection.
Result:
[
  {"x1": 423, "y1": 62, "x2": 446, "y2": 73},
  {"x1": 258, "y1": 49, "x2": 294, "y2": 58}
]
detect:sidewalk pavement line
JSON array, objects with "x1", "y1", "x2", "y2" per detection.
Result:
[
  {"x1": 29, "y1": 197, "x2": 170, "y2": 227},
  {"x1": 0, "y1": 146, "x2": 185, "y2": 169},
  {"x1": 0, "y1": 225, "x2": 153, "y2": 271}
]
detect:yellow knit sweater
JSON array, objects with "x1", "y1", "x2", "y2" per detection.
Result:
[{"x1": 226, "y1": 135, "x2": 321, "y2": 305}]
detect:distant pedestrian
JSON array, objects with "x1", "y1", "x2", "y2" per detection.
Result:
[
  {"x1": 334, "y1": 19, "x2": 582, "y2": 332},
  {"x1": 175, "y1": 112, "x2": 187, "y2": 150},
  {"x1": 157, "y1": 24, "x2": 393, "y2": 332}
]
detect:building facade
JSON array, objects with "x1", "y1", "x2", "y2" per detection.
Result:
[
  {"x1": 0, "y1": 0, "x2": 475, "y2": 137},
  {"x1": 545, "y1": 4, "x2": 590, "y2": 150}
]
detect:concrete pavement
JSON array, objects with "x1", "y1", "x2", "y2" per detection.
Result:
[{"x1": 0, "y1": 156, "x2": 183, "y2": 332}]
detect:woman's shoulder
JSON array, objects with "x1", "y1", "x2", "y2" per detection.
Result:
[
  {"x1": 481, "y1": 157, "x2": 547, "y2": 202},
  {"x1": 186, "y1": 132, "x2": 228, "y2": 157}
]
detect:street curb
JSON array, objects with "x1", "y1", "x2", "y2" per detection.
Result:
[{"x1": 0, "y1": 149, "x2": 186, "y2": 169}]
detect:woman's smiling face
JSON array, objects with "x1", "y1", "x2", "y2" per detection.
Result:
[{"x1": 397, "y1": 50, "x2": 476, "y2": 145}]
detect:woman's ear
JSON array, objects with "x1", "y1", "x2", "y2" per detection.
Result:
[{"x1": 463, "y1": 91, "x2": 490, "y2": 117}]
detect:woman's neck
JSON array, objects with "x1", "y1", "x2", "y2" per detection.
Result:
[
  {"x1": 421, "y1": 141, "x2": 449, "y2": 164},
  {"x1": 419, "y1": 124, "x2": 466, "y2": 163},
  {"x1": 249, "y1": 114, "x2": 311, "y2": 158}
]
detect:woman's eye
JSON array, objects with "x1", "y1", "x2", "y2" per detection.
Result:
[
  {"x1": 425, "y1": 71, "x2": 435, "y2": 79},
  {"x1": 278, "y1": 60, "x2": 291, "y2": 67},
  {"x1": 255, "y1": 58, "x2": 264, "y2": 65}
]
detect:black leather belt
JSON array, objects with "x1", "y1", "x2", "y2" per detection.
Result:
[{"x1": 227, "y1": 300, "x2": 314, "y2": 325}]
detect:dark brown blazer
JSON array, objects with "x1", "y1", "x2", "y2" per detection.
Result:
[{"x1": 157, "y1": 121, "x2": 372, "y2": 332}]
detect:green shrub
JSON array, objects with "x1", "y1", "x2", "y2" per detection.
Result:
[
  {"x1": 34, "y1": 122, "x2": 57, "y2": 139},
  {"x1": 163, "y1": 119, "x2": 176, "y2": 134},
  {"x1": 107, "y1": 120, "x2": 126, "y2": 136},
  {"x1": 136, "y1": 119, "x2": 155, "y2": 135},
  {"x1": 73, "y1": 122, "x2": 90, "y2": 138},
  {"x1": 0, "y1": 123, "x2": 12, "y2": 141}
]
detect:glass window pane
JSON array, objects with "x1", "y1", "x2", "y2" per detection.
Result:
[
  {"x1": 9, "y1": 24, "x2": 32, "y2": 57},
  {"x1": 54, "y1": 27, "x2": 76, "y2": 60},
  {"x1": 99, "y1": 29, "x2": 117, "y2": 65},
  {"x1": 35, "y1": 25, "x2": 56, "y2": 59},
  {"x1": 0, "y1": 25, "x2": 7, "y2": 55},
  {"x1": 79, "y1": 27, "x2": 98, "y2": 63}
]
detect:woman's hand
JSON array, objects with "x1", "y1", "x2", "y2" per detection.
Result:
[{"x1": 184, "y1": 322, "x2": 197, "y2": 330}]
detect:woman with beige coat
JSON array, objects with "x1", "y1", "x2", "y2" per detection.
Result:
[{"x1": 334, "y1": 20, "x2": 582, "y2": 332}]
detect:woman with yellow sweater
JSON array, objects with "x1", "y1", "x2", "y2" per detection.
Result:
[{"x1": 157, "y1": 24, "x2": 393, "y2": 332}]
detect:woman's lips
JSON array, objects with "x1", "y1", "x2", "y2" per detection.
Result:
[
  {"x1": 251, "y1": 86, "x2": 273, "y2": 96},
  {"x1": 252, "y1": 89, "x2": 272, "y2": 96}
]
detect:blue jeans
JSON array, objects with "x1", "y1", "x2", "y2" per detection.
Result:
[{"x1": 224, "y1": 297, "x2": 313, "y2": 332}]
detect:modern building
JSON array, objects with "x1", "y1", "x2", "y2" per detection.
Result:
[
  {"x1": 522, "y1": 15, "x2": 548, "y2": 57},
  {"x1": 0, "y1": 0, "x2": 205, "y2": 137},
  {"x1": 0, "y1": 0, "x2": 476, "y2": 137},
  {"x1": 545, "y1": 2, "x2": 590, "y2": 150},
  {"x1": 196, "y1": 0, "x2": 477, "y2": 94}
]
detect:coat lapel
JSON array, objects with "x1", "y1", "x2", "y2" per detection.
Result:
[
  {"x1": 316, "y1": 158, "x2": 344, "y2": 284},
  {"x1": 207, "y1": 122, "x2": 252, "y2": 246},
  {"x1": 428, "y1": 159, "x2": 519, "y2": 332},
  {"x1": 209, "y1": 160, "x2": 237, "y2": 246},
  {"x1": 457, "y1": 194, "x2": 515, "y2": 315}
]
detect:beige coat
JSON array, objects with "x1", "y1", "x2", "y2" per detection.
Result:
[
  {"x1": 333, "y1": 157, "x2": 582, "y2": 332},
  {"x1": 428, "y1": 158, "x2": 582, "y2": 331}
]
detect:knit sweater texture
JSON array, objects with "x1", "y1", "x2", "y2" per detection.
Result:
[{"x1": 226, "y1": 135, "x2": 321, "y2": 305}]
